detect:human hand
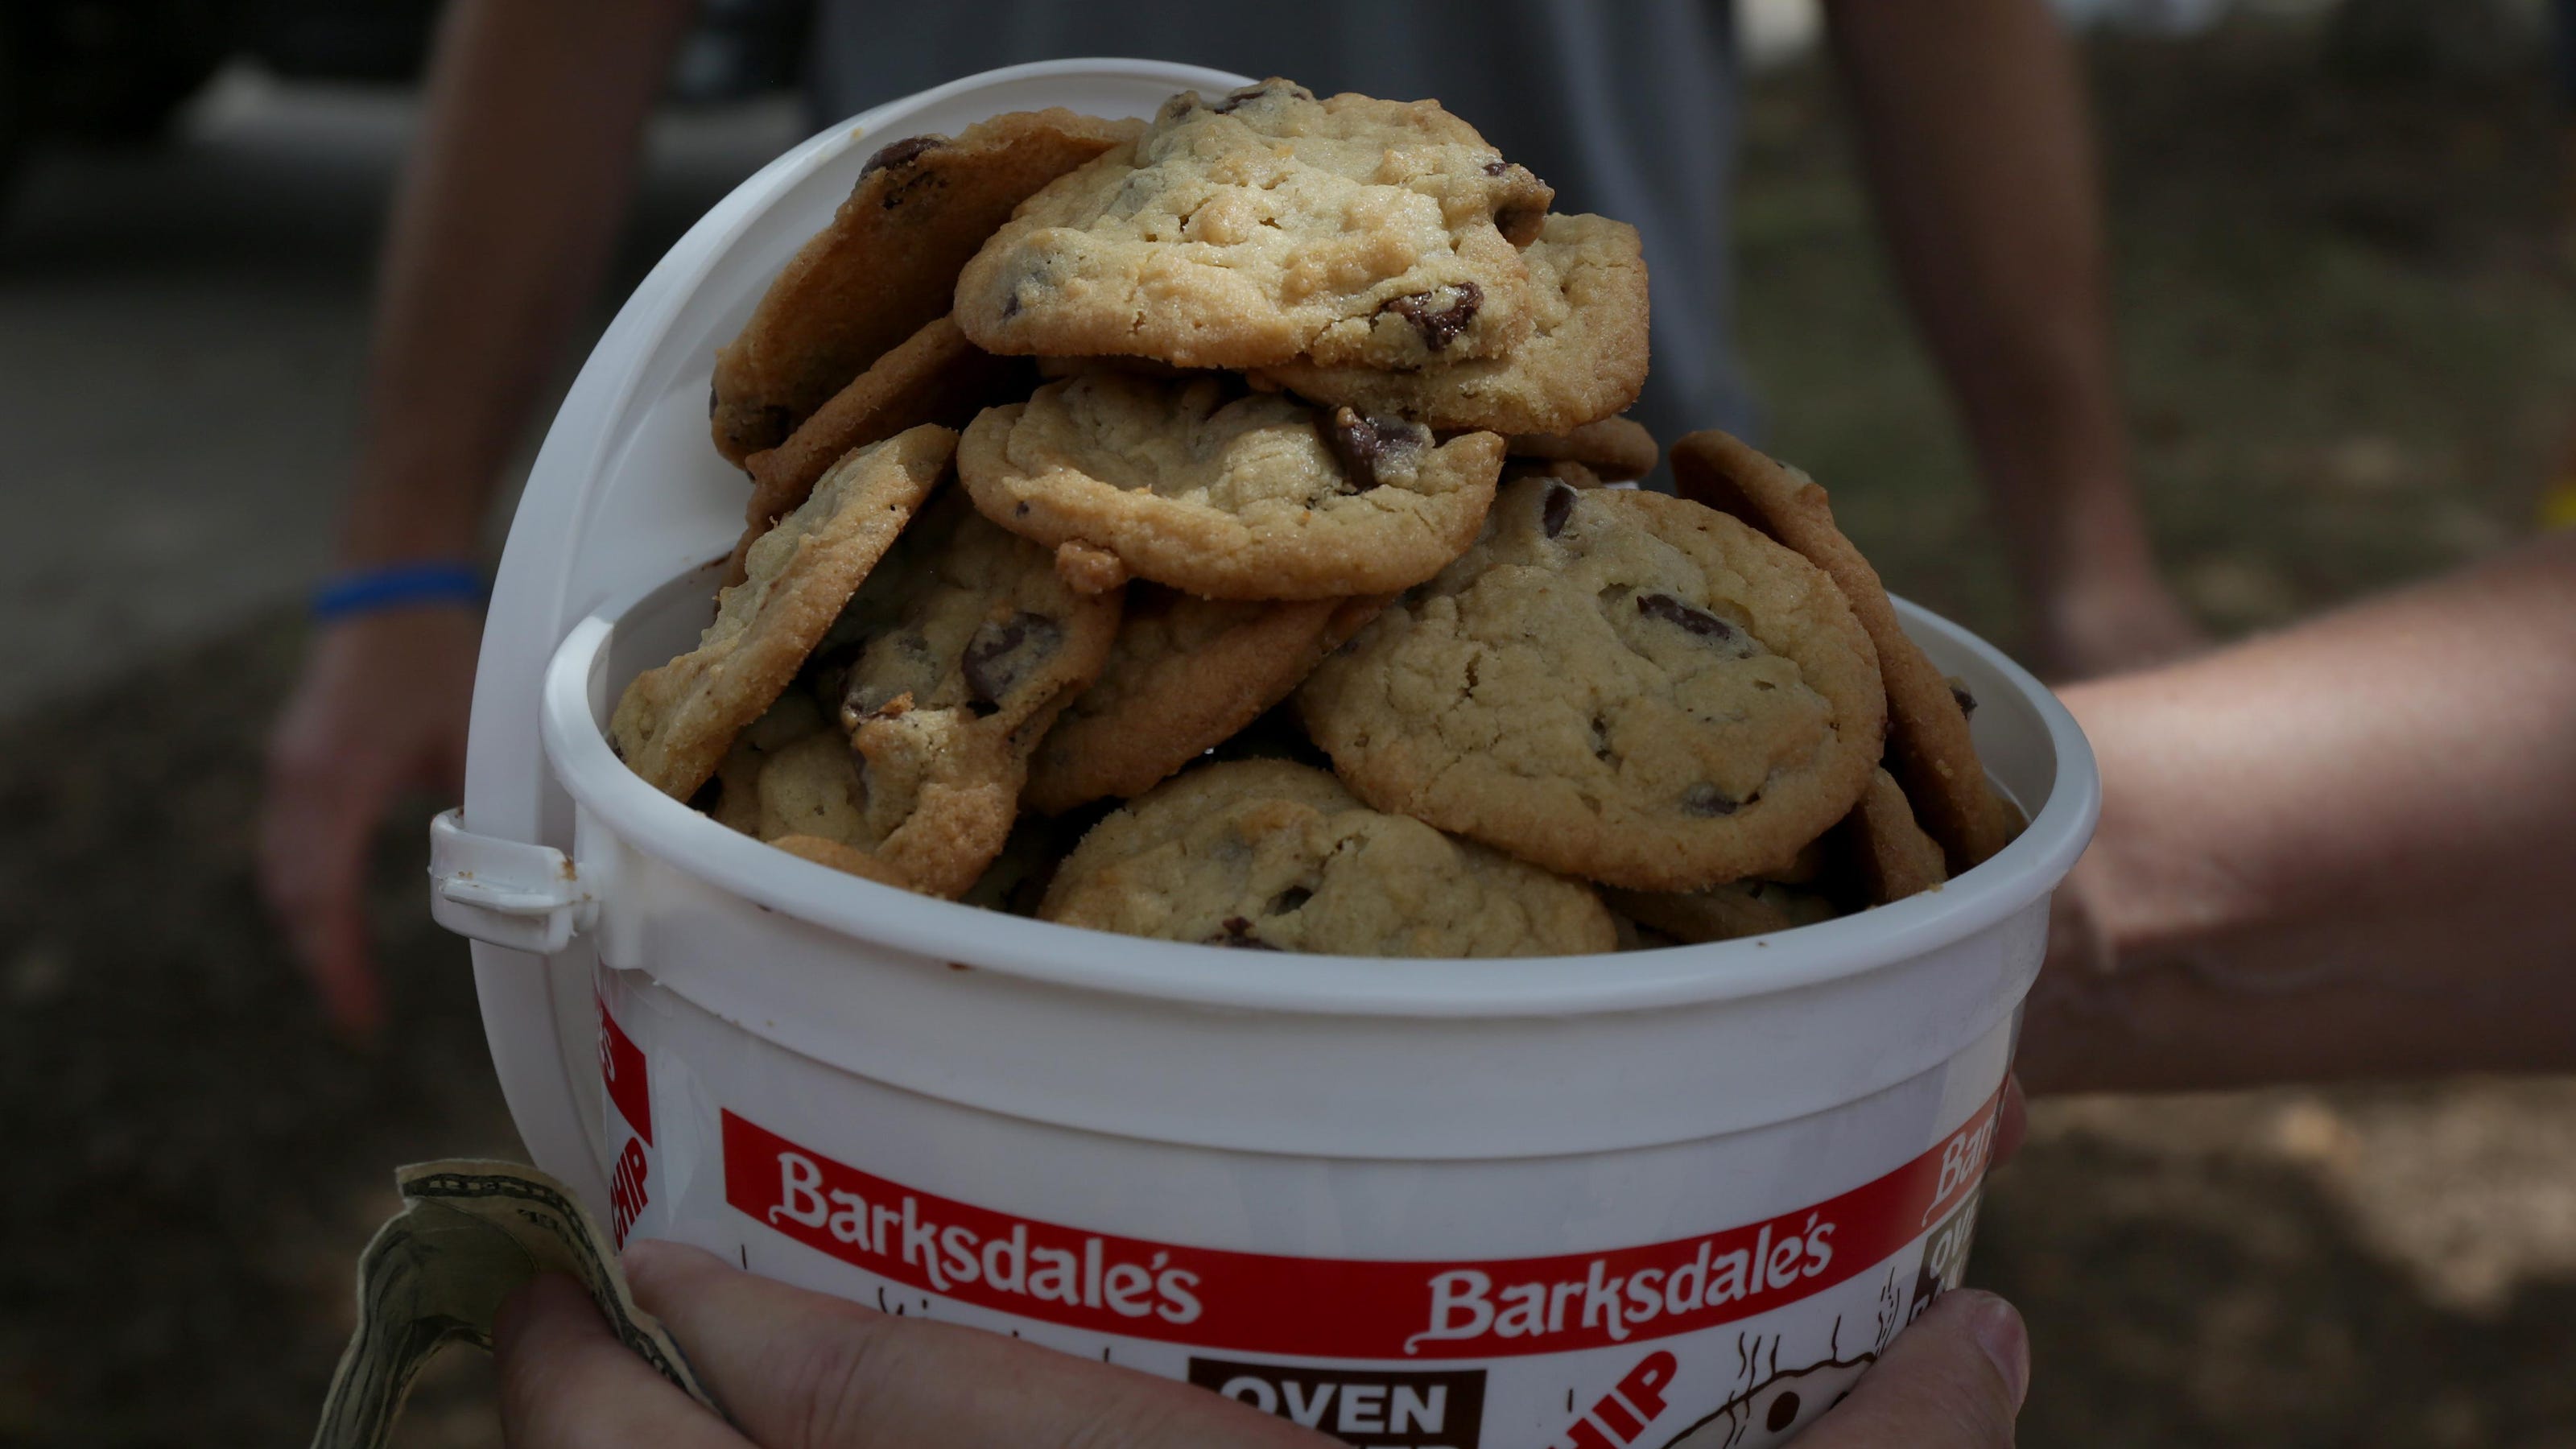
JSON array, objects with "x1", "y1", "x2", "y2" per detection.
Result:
[
  {"x1": 1796, "y1": 1289, "x2": 2028, "y2": 1447},
  {"x1": 495, "y1": 1238, "x2": 1331, "y2": 1448},
  {"x1": 258, "y1": 605, "x2": 479, "y2": 1038}
]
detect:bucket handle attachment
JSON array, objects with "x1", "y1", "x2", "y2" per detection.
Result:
[{"x1": 428, "y1": 808, "x2": 596, "y2": 956}]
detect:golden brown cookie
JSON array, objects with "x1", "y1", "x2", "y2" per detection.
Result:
[
  {"x1": 1500, "y1": 458, "x2": 1607, "y2": 490},
  {"x1": 726, "y1": 314, "x2": 1026, "y2": 584},
  {"x1": 609, "y1": 426, "x2": 954, "y2": 800},
  {"x1": 958, "y1": 810, "x2": 1097, "y2": 917},
  {"x1": 804, "y1": 489, "x2": 1125, "y2": 895},
  {"x1": 1041, "y1": 759, "x2": 1618, "y2": 957},
  {"x1": 1604, "y1": 767, "x2": 1942, "y2": 939},
  {"x1": 955, "y1": 80, "x2": 1553, "y2": 371},
  {"x1": 704, "y1": 690, "x2": 834, "y2": 834},
  {"x1": 1248, "y1": 213, "x2": 1649, "y2": 436},
  {"x1": 957, "y1": 372, "x2": 1505, "y2": 600},
  {"x1": 1507, "y1": 416, "x2": 1658, "y2": 482},
  {"x1": 1839, "y1": 766, "x2": 1948, "y2": 906},
  {"x1": 1299, "y1": 477, "x2": 1888, "y2": 891},
  {"x1": 1671, "y1": 429, "x2": 2021, "y2": 873},
  {"x1": 1022, "y1": 588, "x2": 1383, "y2": 815},
  {"x1": 709, "y1": 109, "x2": 1139, "y2": 463},
  {"x1": 1604, "y1": 880, "x2": 1838, "y2": 945}
]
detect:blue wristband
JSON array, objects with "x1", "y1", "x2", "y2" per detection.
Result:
[{"x1": 309, "y1": 561, "x2": 488, "y2": 621}]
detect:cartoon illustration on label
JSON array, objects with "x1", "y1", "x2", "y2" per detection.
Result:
[
  {"x1": 1657, "y1": 1319, "x2": 1876, "y2": 1448},
  {"x1": 1659, "y1": 1179, "x2": 1992, "y2": 1449}
]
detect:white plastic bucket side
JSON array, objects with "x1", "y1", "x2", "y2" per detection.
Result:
[{"x1": 597, "y1": 954, "x2": 2015, "y2": 1449}]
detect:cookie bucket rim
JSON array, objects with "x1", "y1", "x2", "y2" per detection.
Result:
[{"x1": 541, "y1": 562, "x2": 2099, "y2": 1020}]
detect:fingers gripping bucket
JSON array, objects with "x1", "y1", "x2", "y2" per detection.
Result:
[{"x1": 443, "y1": 61, "x2": 2100, "y2": 1449}]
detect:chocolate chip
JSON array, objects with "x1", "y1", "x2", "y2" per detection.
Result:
[
  {"x1": 859, "y1": 134, "x2": 943, "y2": 178},
  {"x1": 1381, "y1": 283, "x2": 1483, "y2": 353},
  {"x1": 1542, "y1": 484, "x2": 1577, "y2": 538},
  {"x1": 1767, "y1": 1392, "x2": 1802, "y2": 1434},
  {"x1": 1324, "y1": 407, "x2": 1426, "y2": 492},
  {"x1": 1681, "y1": 783, "x2": 1739, "y2": 817},
  {"x1": 963, "y1": 611, "x2": 1062, "y2": 708},
  {"x1": 1001, "y1": 291, "x2": 1023, "y2": 320},
  {"x1": 1211, "y1": 916, "x2": 1282, "y2": 949},
  {"x1": 1637, "y1": 592, "x2": 1735, "y2": 641},
  {"x1": 1483, "y1": 158, "x2": 1509, "y2": 176},
  {"x1": 1951, "y1": 683, "x2": 1979, "y2": 717}
]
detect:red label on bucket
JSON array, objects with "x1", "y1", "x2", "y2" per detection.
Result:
[
  {"x1": 598, "y1": 994, "x2": 652, "y2": 1146},
  {"x1": 720, "y1": 1091, "x2": 2000, "y2": 1360}
]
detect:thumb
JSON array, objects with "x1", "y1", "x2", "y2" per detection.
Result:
[{"x1": 1799, "y1": 1290, "x2": 2028, "y2": 1448}]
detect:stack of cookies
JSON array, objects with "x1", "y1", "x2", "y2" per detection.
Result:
[{"x1": 609, "y1": 79, "x2": 2019, "y2": 959}]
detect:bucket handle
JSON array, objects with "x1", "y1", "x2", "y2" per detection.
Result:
[{"x1": 428, "y1": 808, "x2": 597, "y2": 956}]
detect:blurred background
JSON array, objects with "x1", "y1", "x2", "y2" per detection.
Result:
[{"x1": 5, "y1": 0, "x2": 2575, "y2": 1444}]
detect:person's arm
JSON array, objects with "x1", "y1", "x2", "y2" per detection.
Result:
[
  {"x1": 2018, "y1": 530, "x2": 2576, "y2": 1094},
  {"x1": 1820, "y1": 0, "x2": 2198, "y2": 678},
  {"x1": 492, "y1": 1241, "x2": 2028, "y2": 1448},
  {"x1": 259, "y1": 0, "x2": 694, "y2": 1035}
]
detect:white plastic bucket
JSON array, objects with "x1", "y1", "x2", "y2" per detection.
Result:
[{"x1": 440, "y1": 61, "x2": 2100, "y2": 1449}]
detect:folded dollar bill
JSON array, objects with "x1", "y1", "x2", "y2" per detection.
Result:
[{"x1": 310, "y1": 1160, "x2": 720, "y2": 1449}]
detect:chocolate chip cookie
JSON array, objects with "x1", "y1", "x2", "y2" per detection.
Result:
[
  {"x1": 1839, "y1": 766, "x2": 1948, "y2": 906},
  {"x1": 704, "y1": 688, "x2": 834, "y2": 836},
  {"x1": 727, "y1": 314, "x2": 1026, "y2": 584},
  {"x1": 956, "y1": 372, "x2": 1505, "y2": 599},
  {"x1": 1500, "y1": 459, "x2": 1609, "y2": 491},
  {"x1": 1249, "y1": 213, "x2": 1649, "y2": 436},
  {"x1": 1604, "y1": 879, "x2": 1839, "y2": 946},
  {"x1": 697, "y1": 692, "x2": 920, "y2": 890},
  {"x1": 953, "y1": 80, "x2": 1553, "y2": 371},
  {"x1": 1022, "y1": 587, "x2": 1383, "y2": 815},
  {"x1": 1508, "y1": 415, "x2": 1659, "y2": 482},
  {"x1": 1604, "y1": 763, "x2": 1945, "y2": 941},
  {"x1": 803, "y1": 489, "x2": 1124, "y2": 896},
  {"x1": 609, "y1": 426, "x2": 954, "y2": 800},
  {"x1": 710, "y1": 109, "x2": 1138, "y2": 463},
  {"x1": 1298, "y1": 475, "x2": 1888, "y2": 890},
  {"x1": 1671, "y1": 429, "x2": 2021, "y2": 872},
  {"x1": 1040, "y1": 759, "x2": 1618, "y2": 957}
]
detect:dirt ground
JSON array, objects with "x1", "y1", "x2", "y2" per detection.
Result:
[{"x1": 6, "y1": 23, "x2": 2575, "y2": 1448}]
